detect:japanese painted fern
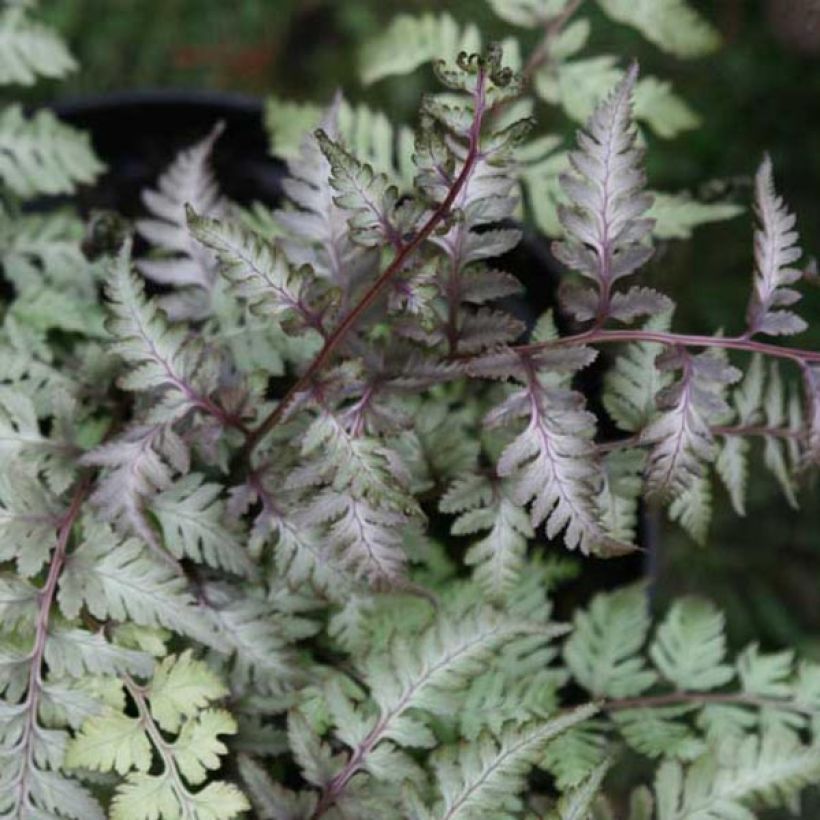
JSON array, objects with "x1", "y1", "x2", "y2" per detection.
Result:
[{"x1": 1, "y1": 5, "x2": 820, "y2": 820}]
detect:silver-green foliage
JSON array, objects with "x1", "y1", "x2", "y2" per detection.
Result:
[{"x1": 1, "y1": 11, "x2": 820, "y2": 820}]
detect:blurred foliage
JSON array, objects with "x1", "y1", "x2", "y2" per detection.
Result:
[{"x1": 30, "y1": 0, "x2": 820, "y2": 652}]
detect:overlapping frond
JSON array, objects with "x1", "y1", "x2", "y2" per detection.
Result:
[{"x1": 746, "y1": 155, "x2": 806, "y2": 336}]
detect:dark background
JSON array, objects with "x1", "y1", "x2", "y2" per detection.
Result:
[{"x1": 25, "y1": 0, "x2": 820, "y2": 653}]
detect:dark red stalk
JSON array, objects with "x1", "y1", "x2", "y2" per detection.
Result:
[{"x1": 241, "y1": 68, "x2": 491, "y2": 460}]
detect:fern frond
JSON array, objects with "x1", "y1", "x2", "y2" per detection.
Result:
[
  {"x1": 136, "y1": 124, "x2": 226, "y2": 318},
  {"x1": 551, "y1": 761, "x2": 610, "y2": 820},
  {"x1": 187, "y1": 207, "x2": 325, "y2": 336},
  {"x1": 316, "y1": 129, "x2": 402, "y2": 248},
  {"x1": 359, "y1": 13, "x2": 480, "y2": 85},
  {"x1": 761, "y1": 362, "x2": 799, "y2": 507},
  {"x1": 105, "y1": 241, "x2": 208, "y2": 408},
  {"x1": 66, "y1": 653, "x2": 249, "y2": 820},
  {"x1": 83, "y1": 423, "x2": 189, "y2": 551},
  {"x1": 57, "y1": 521, "x2": 217, "y2": 646},
  {"x1": 274, "y1": 97, "x2": 373, "y2": 296},
  {"x1": 237, "y1": 754, "x2": 318, "y2": 819},
  {"x1": 715, "y1": 354, "x2": 764, "y2": 515},
  {"x1": 0, "y1": 105, "x2": 103, "y2": 198},
  {"x1": 441, "y1": 473, "x2": 533, "y2": 600},
  {"x1": 746, "y1": 155, "x2": 806, "y2": 336},
  {"x1": 642, "y1": 348, "x2": 741, "y2": 499},
  {"x1": 649, "y1": 598, "x2": 734, "y2": 691},
  {"x1": 0, "y1": 6, "x2": 75, "y2": 85},
  {"x1": 604, "y1": 312, "x2": 672, "y2": 433},
  {"x1": 655, "y1": 730, "x2": 820, "y2": 819},
  {"x1": 419, "y1": 705, "x2": 598, "y2": 820},
  {"x1": 0, "y1": 462, "x2": 61, "y2": 577},
  {"x1": 564, "y1": 584, "x2": 657, "y2": 698},
  {"x1": 596, "y1": 0, "x2": 720, "y2": 58},
  {"x1": 541, "y1": 723, "x2": 609, "y2": 790},
  {"x1": 553, "y1": 65, "x2": 667, "y2": 325},
  {"x1": 667, "y1": 472, "x2": 712, "y2": 545},
  {"x1": 488, "y1": 353, "x2": 632, "y2": 556},
  {"x1": 151, "y1": 473, "x2": 254, "y2": 577}
]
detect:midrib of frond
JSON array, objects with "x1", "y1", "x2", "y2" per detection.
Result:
[
  {"x1": 528, "y1": 388, "x2": 602, "y2": 543},
  {"x1": 352, "y1": 620, "x2": 520, "y2": 773}
]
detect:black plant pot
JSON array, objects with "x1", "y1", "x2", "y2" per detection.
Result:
[
  {"x1": 52, "y1": 89, "x2": 286, "y2": 217},
  {"x1": 50, "y1": 90, "x2": 646, "y2": 597}
]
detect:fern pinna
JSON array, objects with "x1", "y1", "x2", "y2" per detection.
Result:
[{"x1": 1, "y1": 2, "x2": 820, "y2": 818}]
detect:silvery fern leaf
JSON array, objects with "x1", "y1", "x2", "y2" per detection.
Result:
[
  {"x1": 237, "y1": 754, "x2": 318, "y2": 819},
  {"x1": 549, "y1": 761, "x2": 610, "y2": 820},
  {"x1": 0, "y1": 387, "x2": 76, "y2": 492},
  {"x1": 318, "y1": 606, "x2": 557, "y2": 803},
  {"x1": 596, "y1": 448, "x2": 644, "y2": 544},
  {"x1": 83, "y1": 423, "x2": 189, "y2": 552},
  {"x1": 150, "y1": 473, "x2": 255, "y2": 577},
  {"x1": 410, "y1": 705, "x2": 598, "y2": 820},
  {"x1": 231, "y1": 471, "x2": 354, "y2": 597},
  {"x1": 44, "y1": 627, "x2": 156, "y2": 679},
  {"x1": 136, "y1": 124, "x2": 226, "y2": 319},
  {"x1": 0, "y1": 765, "x2": 104, "y2": 820},
  {"x1": 306, "y1": 490, "x2": 411, "y2": 584},
  {"x1": 595, "y1": 0, "x2": 720, "y2": 58},
  {"x1": 202, "y1": 582, "x2": 313, "y2": 697},
  {"x1": 746, "y1": 155, "x2": 806, "y2": 336},
  {"x1": 0, "y1": 105, "x2": 103, "y2": 198},
  {"x1": 187, "y1": 207, "x2": 326, "y2": 336},
  {"x1": 440, "y1": 473, "x2": 533, "y2": 601},
  {"x1": 316, "y1": 130, "x2": 403, "y2": 248},
  {"x1": 564, "y1": 584, "x2": 657, "y2": 698},
  {"x1": 487, "y1": 353, "x2": 633, "y2": 556},
  {"x1": 541, "y1": 724, "x2": 610, "y2": 791},
  {"x1": 0, "y1": 207, "x2": 90, "y2": 297},
  {"x1": 57, "y1": 521, "x2": 217, "y2": 647},
  {"x1": 553, "y1": 65, "x2": 668, "y2": 325},
  {"x1": 0, "y1": 6, "x2": 76, "y2": 85},
  {"x1": 655, "y1": 730, "x2": 820, "y2": 820},
  {"x1": 104, "y1": 241, "x2": 211, "y2": 408},
  {"x1": 642, "y1": 348, "x2": 741, "y2": 499},
  {"x1": 0, "y1": 462, "x2": 62, "y2": 577},
  {"x1": 275, "y1": 97, "x2": 375, "y2": 296}
]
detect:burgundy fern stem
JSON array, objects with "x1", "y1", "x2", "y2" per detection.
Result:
[
  {"x1": 10, "y1": 478, "x2": 89, "y2": 814},
  {"x1": 517, "y1": 328, "x2": 820, "y2": 365},
  {"x1": 241, "y1": 68, "x2": 491, "y2": 460}
]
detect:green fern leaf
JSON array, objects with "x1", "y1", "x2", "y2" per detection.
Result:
[
  {"x1": 649, "y1": 598, "x2": 735, "y2": 691},
  {"x1": 0, "y1": 105, "x2": 103, "y2": 198},
  {"x1": 596, "y1": 0, "x2": 720, "y2": 58},
  {"x1": 0, "y1": 6, "x2": 76, "y2": 85},
  {"x1": 564, "y1": 584, "x2": 657, "y2": 698}
]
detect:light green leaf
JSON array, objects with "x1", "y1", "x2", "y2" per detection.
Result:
[
  {"x1": 596, "y1": 0, "x2": 720, "y2": 58},
  {"x1": 148, "y1": 651, "x2": 228, "y2": 733},
  {"x1": 65, "y1": 709, "x2": 151, "y2": 776},
  {"x1": 650, "y1": 598, "x2": 735, "y2": 691},
  {"x1": 564, "y1": 585, "x2": 657, "y2": 698}
]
